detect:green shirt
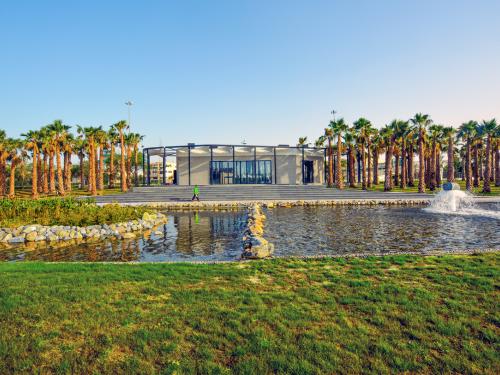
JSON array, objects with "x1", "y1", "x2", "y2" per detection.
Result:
[{"x1": 193, "y1": 186, "x2": 199, "y2": 195}]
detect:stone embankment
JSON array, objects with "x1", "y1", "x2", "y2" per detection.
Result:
[
  {"x1": 113, "y1": 198, "x2": 430, "y2": 210},
  {"x1": 0, "y1": 212, "x2": 167, "y2": 244},
  {"x1": 241, "y1": 203, "x2": 274, "y2": 259}
]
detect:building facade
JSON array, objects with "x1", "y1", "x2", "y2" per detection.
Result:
[{"x1": 143, "y1": 144, "x2": 326, "y2": 186}]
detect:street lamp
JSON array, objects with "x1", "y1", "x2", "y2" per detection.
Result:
[{"x1": 125, "y1": 101, "x2": 133, "y2": 131}]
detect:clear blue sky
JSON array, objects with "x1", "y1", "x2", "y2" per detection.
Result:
[{"x1": 2, "y1": 0, "x2": 499, "y2": 147}]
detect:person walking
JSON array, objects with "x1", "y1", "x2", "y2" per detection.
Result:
[{"x1": 192, "y1": 184, "x2": 200, "y2": 201}]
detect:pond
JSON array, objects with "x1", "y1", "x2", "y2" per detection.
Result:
[
  {"x1": 265, "y1": 203, "x2": 500, "y2": 257},
  {"x1": 0, "y1": 204, "x2": 498, "y2": 262}
]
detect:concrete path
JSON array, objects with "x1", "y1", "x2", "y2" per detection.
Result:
[{"x1": 88, "y1": 185, "x2": 500, "y2": 205}]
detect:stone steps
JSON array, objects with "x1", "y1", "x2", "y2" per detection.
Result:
[{"x1": 91, "y1": 185, "x2": 431, "y2": 203}]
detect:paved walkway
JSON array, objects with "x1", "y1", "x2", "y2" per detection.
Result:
[{"x1": 89, "y1": 185, "x2": 499, "y2": 204}]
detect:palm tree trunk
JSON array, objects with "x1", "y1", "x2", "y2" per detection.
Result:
[
  {"x1": 37, "y1": 153, "x2": 43, "y2": 193},
  {"x1": 65, "y1": 151, "x2": 72, "y2": 192},
  {"x1": 134, "y1": 146, "x2": 139, "y2": 187},
  {"x1": 361, "y1": 144, "x2": 367, "y2": 190},
  {"x1": 55, "y1": 145, "x2": 65, "y2": 196},
  {"x1": 479, "y1": 153, "x2": 484, "y2": 181},
  {"x1": 393, "y1": 153, "x2": 399, "y2": 188},
  {"x1": 447, "y1": 137, "x2": 454, "y2": 182},
  {"x1": 436, "y1": 146, "x2": 442, "y2": 187},
  {"x1": 425, "y1": 155, "x2": 431, "y2": 189},
  {"x1": 126, "y1": 147, "x2": 133, "y2": 189},
  {"x1": 465, "y1": 139, "x2": 472, "y2": 191},
  {"x1": 31, "y1": 148, "x2": 39, "y2": 199},
  {"x1": 43, "y1": 153, "x2": 49, "y2": 194},
  {"x1": 430, "y1": 141, "x2": 437, "y2": 191},
  {"x1": 120, "y1": 131, "x2": 127, "y2": 192},
  {"x1": 0, "y1": 156, "x2": 6, "y2": 197},
  {"x1": 473, "y1": 145, "x2": 479, "y2": 187},
  {"x1": 98, "y1": 145, "x2": 104, "y2": 191},
  {"x1": 384, "y1": 142, "x2": 393, "y2": 191},
  {"x1": 408, "y1": 146, "x2": 414, "y2": 187},
  {"x1": 79, "y1": 152, "x2": 84, "y2": 189},
  {"x1": 336, "y1": 134, "x2": 343, "y2": 189},
  {"x1": 327, "y1": 139, "x2": 333, "y2": 187},
  {"x1": 400, "y1": 142, "x2": 407, "y2": 189},
  {"x1": 482, "y1": 135, "x2": 491, "y2": 193},
  {"x1": 349, "y1": 146, "x2": 356, "y2": 188},
  {"x1": 495, "y1": 140, "x2": 500, "y2": 187},
  {"x1": 89, "y1": 141, "x2": 97, "y2": 196},
  {"x1": 367, "y1": 141, "x2": 372, "y2": 188},
  {"x1": 8, "y1": 161, "x2": 17, "y2": 199},
  {"x1": 372, "y1": 147, "x2": 378, "y2": 185},
  {"x1": 49, "y1": 151, "x2": 56, "y2": 193},
  {"x1": 63, "y1": 151, "x2": 68, "y2": 189},
  {"x1": 109, "y1": 144, "x2": 115, "y2": 188},
  {"x1": 418, "y1": 130, "x2": 425, "y2": 193}
]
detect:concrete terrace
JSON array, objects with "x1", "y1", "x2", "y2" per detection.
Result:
[{"x1": 90, "y1": 185, "x2": 438, "y2": 204}]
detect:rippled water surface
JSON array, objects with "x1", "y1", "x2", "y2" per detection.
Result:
[
  {"x1": 0, "y1": 204, "x2": 498, "y2": 262},
  {"x1": 265, "y1": 203, "x2": 500, "y2": 256}
]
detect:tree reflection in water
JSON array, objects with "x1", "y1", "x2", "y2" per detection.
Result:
[{"x1": 0, "y1": 210, "x2": 246, "y2": 262}]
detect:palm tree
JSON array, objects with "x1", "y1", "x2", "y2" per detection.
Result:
[
  {"x1": 457, "y1": 121, "x2": 477, "y2": 191},
  {"x1": 39, "y1": 127, "x2": 51, "y2": 194},
  {"x1": 74, "y1": 137, "x2": 86, "y2": 189},
  {"x1": 410, "y1": 113, "x2": 433, "y2": 193},
  {"x1": 324, "y1": 126, "x2": 334, "y2": 187},
  {"x1": 47, "y1": 120, "x2": 69, "y2": 196},
  {"x1": 331, "y1": 118, "x2": 348, "y2": 189},
  {"x1": 107, "y1": 126, "x2": 119, "y2": 188},
  {"x1": 471, "y1": 122, "x2": 482, "y2": 187},
  {"x1": 353, "y1": 118, "x2": 372, "y2": 190},
  {"x1": 128, "y1": 133, "x2": 144, "y2": 187},
  {"x1": 495, "y1": 125, "x2": 500, "y2": 187},
  {"x1": 371, "y1": 130, "x2": 383, "y2": 185},
  {"x1": 442, "y1": 126, "x2": 455, "y2": 182},
  {"x1": 297, "y1": 136, "x2": 308, "y2": 147},
  {"x1": 0, "y1": 131, "x2": 9, "y2": 197},
  {"x1": 6, "y1": 139, "x2": 25, "y2": 198},
  {"x1": 343, "y1": 128, "x2": 357, "y2": 188},
  {"x1": 480, "y1": 119, "x2": 497, "y2": 193},
  {"x1": 21, "y1": 130, "x2": 41, "y2": 199},
  {"x1": 114, "y1": 120, "x2": 128, "y2": 192},
  {"x1": 427, "y1": 124, "x2": 443, "y2": 191},
  {"x1": 63, "y1": 133, "x2": 75, "y2": 192},
  {"x1": 81, "y1": 126, "x2": 98, "y2": 196},
  {"x1": 393, "y1": 120, "x2": 410, "y2": 189},
  {"x1": 94, "y1": 127, "x2": 108, "y2": 191},
  {"x1": 381, "y1": 122, "x2": 396, "y2": 191}
]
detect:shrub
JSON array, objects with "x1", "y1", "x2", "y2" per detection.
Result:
[{"x1": 0, "y1": 198, "x2": 150, "y2": 227}]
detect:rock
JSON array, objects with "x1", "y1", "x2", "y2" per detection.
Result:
[
  {"x1": 122, "y1": 232, "x2": 136, "y2": 239},
  {"x1": 1, "y1": 233, "x2": 12, "y2": 242},
  {"x1": 25, "y1": 232, "x2": 38, "y2": 241},
  {"x1": 22, "y1": 225, "x2": 39, "y2": 234},
  {"x1": 57, "y1": 230, "x2": 69, "y2": 238},
  {"x1": 8, "y1": 236, "x2": 25, "y2": 244}
]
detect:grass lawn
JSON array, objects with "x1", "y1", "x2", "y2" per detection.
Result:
[
  {"x1": 347, "y1": 179, "x2": 500, "y2": 196},
  {"x1": 0, "y1": 253, "x2": 498, "y2": 374}
]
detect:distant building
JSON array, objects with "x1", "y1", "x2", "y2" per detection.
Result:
[
  {"x1": 148, "y1": 160, "x2": 176, "y2": 185},
  {"x1": 143, "y1": 144, "x2": 326, "y2": 186}
]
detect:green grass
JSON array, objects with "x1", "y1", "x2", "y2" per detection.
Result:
[
  {"x1": 346, "y1": 179, "x2": 500, "y2": 195},
  {"x1": 0, "y1": 253, "x2": 498, "y2": 374},
  {"x1": 0, "y1": 197, "x2": 150, "y2": 227},
  {"x1": 13, "y1": 186, "x2": 124, "y2": 198}
]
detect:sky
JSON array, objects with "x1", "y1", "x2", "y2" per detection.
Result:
[{"x1": 2, "y1": 0, "x2": 500, "y2": 148}]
